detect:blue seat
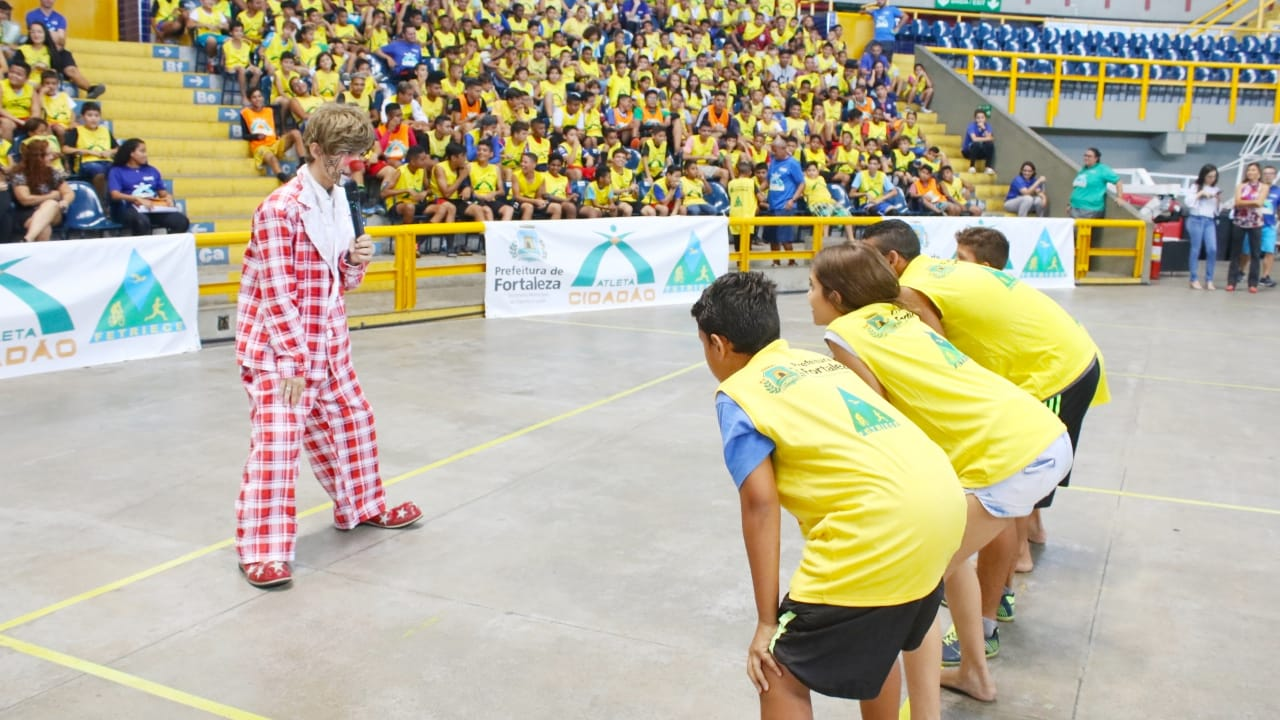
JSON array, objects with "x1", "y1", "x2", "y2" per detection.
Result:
[
  {"x1": 625, "y1": 148, "x2": 640, "y2": 171},
  {"x1": 707, "y1": 182, "x2": 729, "y2": 215},
  {"x1": 570, "y1": 179, "x2": 587, "y2": 200},
  {"x1": 62, "y1": 181, "x2": 123, "y2": 239},
  {"x1": 1218, "y1": 36, "x2": 1239, "y2": 54}
]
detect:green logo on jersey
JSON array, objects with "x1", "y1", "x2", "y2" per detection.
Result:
[
  {"x1": 92, "y1": 250, "x2": 186, "y2": 342},
  {"x1": 1021, "y1": 229, "x2": 1067, "y2": 278},
  {"x1": 762, "y1": 365, "x2": 800, "y2": 394},
  {"x1": 839, "y1": 388, "x2": 899, "y2": 435},
  {"x1": 980, "y1": 264, "x2": 1019, "y2": 289},
  {"x1": 926, "y1": 330, "x2": 969, "y2": 368},
  {"x1": 928, "y1": 260, "x2": 957, "y2": 279},
  {"x1": 665, "y1": 232, "x2": 716, "y2": 293}
]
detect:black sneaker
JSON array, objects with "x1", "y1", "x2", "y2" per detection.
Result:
[
  {"x1": 275, "y1": 172, "x2": 291, "y2": 184},
  {"x1": 87, "y1": 84, "x2": 106, "y2": 99},
  {"x1": 1261, "y1": 276, "x2": 1277, "y2": 288}
]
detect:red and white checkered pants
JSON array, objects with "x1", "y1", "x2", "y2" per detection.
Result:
[{"x1": 235, "y1": 364, "x2": 387, "y2": 564}]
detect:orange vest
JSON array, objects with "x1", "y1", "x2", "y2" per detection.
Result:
[
  {"x1": 640, "y1": 105, "x2": 665, "y2": 123},
  {"x1": 241, "y1": 106, "x2": 277, "y2": 152},
  {"x1": 706, "y1": 105, "x2": 730, "y2": 129},
  {"x1": 457, "y1": 94, "x2": 483, "y2": 123}
]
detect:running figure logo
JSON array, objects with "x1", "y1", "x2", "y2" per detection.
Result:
[{"x1": 92, "y1": 250, "x2": 186, "y2": 342}]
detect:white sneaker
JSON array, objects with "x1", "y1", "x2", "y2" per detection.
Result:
[
  {"x1": 1190, "y1": 280, "x2": 1202, "y2": 289},
  {"x1": 968, "y1": 166, "x2": 976, "y2": 174},
  {"x1": 985, "y1": 167, "x2": 996, "y2": 175},
  {"x1": 1206, "y1": 281, "x2": 1216, "y2": 290}
]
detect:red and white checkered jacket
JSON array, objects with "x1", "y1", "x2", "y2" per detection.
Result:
[{"x1": 236, "y1": 176, "x2": 366, "y2": 379}]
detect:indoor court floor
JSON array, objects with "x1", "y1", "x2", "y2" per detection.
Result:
[{"x1": 2, "y1": 275, "x2": 1277, "y2": 720}]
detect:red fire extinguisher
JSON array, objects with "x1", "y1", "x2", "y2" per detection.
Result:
[{"x1": 1149, "y1": 229, "x2": 1163, "y2": 281}]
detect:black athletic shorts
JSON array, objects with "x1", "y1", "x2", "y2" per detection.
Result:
[
  {"x1": 770, "y1": 583, "x2": 943, "y2": 700},
  {"x1": 1036, "y1": 356, "x2": 1101, "y2": 508}
]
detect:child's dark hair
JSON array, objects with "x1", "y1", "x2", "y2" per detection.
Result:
[
  {"x1": 955, "y1": 226, "x2": 1010, "y2": 269},
  {"x1": 861, "y1": 219, "x2": 921, "y2": 261},
  {"x1": 690, "y1": 272, "x2": 780, "y2": 354},
  {"x1": 80, "y1": 101, "x2": 101, "y2": 115}
]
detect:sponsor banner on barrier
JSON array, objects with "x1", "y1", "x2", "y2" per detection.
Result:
[
  {"x1": 0, "y1": 234, "x2": 201, "y2": 380},
  {"x1": 484, "y1": 216, "x2": 730, "y2": 318},
  {"x1": 903, "y1": 217, "x2": 1076, "y2": 289}
]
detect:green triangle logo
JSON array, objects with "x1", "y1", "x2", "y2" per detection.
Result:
[
  {"x1": 92, "y1": 250, "x2": 187, "y2": 343},
  {"x1": 1004, "y1": 258, "x2": 1014, "y2": 271},
  {"x1": 926, "y1": 330, "x2": 969, "y2": 368},
  {"x1": 665, "y1": 232, "x2": 717, "y2": 293},
  {"x1": 1021, "y1": 229, "x2": 1066, "y2": 277},
  {"x1": 980, "y1": 264, "x2": 1018, "y2": 289},
  {"x1": 839, "y1": 387, "x2": 899, "y2": 436}
]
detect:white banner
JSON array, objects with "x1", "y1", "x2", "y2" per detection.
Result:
[
  {"x1": 902, "y1": 217, "x2": 1077, "y2": 289},
  {"x1": 484, "y1": 216, "x2": 730, "y2": 318},
  {"x1": 0, "y1": 234, "x2": 201, "y2": 380}
]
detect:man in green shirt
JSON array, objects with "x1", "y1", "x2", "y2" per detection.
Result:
[{"x1": 1068, "y1": 147, "x2": 1124, "y2": 219}]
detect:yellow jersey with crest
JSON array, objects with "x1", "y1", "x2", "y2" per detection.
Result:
[
  {"x1": 828, "y1": 305, "x2": 1067, "y2": 488},
  {"x1": 900, "y1": 256, "x2": 1109, "y2": 404},
  {"x1": 718, "y1": 340, "x2": 964, "y2": 607}
]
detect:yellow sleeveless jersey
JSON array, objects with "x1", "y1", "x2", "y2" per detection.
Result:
[
  {"x1": 386, "y1": 165, "x2": 425, "y2": 207},
  {"x1": 513, "y1": 170, "x2": 544, "y2": 200},
  {"x1": 313, "y1": 69, "x2": 340, "y2": 100},
  {"x1": 719, "y1": 340, "x2": 964, "y2": 607},
  {"x1": 901, "y1": 256, "x2": 1109, "y2": 403},
  {"x1": 727, "y1": 177, "x2": 757, "y2": 218},
  {"x1": 828, "y1": 305, "x2": 1067, "y2": 488},
  {"x1": 72, "y1": 125, "x2": 112, "y2": 154},
  {"x1": 469, "y1": 162, "x2": 499, "y2": 196},
  {"x1": 1, "y1": 81, "x2": 34, "y2": 120},
  {"x1": 222, "y1": 39, "x2": 252, "y2": 69},
  {"x1": 435, "y1": 162, "x2": 462, "y2": 199},
  {"x1": 543, "y1": 173, "x2": 569, "y2": 199},
  {"x1": 42, "y1": 92, "x2": 73, "y2": 127}
]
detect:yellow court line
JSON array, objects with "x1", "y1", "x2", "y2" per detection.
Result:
[
  {"x1": 0, "y1": 634, "x2": 270, "y2": 720},
  {"x1": 519, "y1": 316, "x2": 694, "y2": 338},
  {"x1": 1067, "y1": 485, "x2": 1280, "y2": 516},
  {"x1": 0, "y1": 541, "x2": 233, "y2": 634},
  {"x1": 0, "y1": 362, "x2": 706, "y2": 634},
  {"x1": 1109, "y1": 371, "x2": 1280, "y2": 393}
]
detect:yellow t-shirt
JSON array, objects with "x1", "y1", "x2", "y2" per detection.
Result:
[
  {"x1": 900, "y1": 256, "x2": 1110, "y2": 403},
  {"x1": 718, "y1": 340, "x2": 964, "y2": 607},
  {"x1": 42, "y1": 91, "x2": 73, "y2": 127},
  {"x1": 727, "y1": 177, "x2": 758, "y2": 218},
  {"x1": 803, "y1": 176, "x2": 834, "y2": 207},
  {"x1": 543, "y1": 173, "x2": 569, "y2": 199},
  {"x1": 513, "y1": 170, "x2": 545, "y2": 201},
  {"x1": 313, "y1": 69, "x2": 341, "y2": 100},
  {"x1": 828, "y1": 305, "x2": 1067, "y2": 488},
  {"x1": 679, "y1": 176, "x2": 707, "y2": 206}
]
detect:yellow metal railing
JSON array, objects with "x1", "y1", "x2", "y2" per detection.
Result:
[
  {"x1": 1072, "y1": 219, "x2": 1148, "y2": 284},
  {"x1": 1189, "y1": 0, "x2": 1257, "y2": 34},
  {"x1": 194, "y1": 216, "x2": 1147, "y2": 326},
  {"x1": 930, "y1": 47, "x2": 1280, "y2": 129},
  {"x1": 915, "y1": 5, "x2": 1269, "y2": 37}
]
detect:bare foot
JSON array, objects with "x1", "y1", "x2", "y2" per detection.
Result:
[
  {"x1": 1016, "y1": 541, "x2": 1034, "y2": 573},
  {"x1": 1027, "y1": 509, "x2": 1047, "y2": 545},
  {"x1": 940, "y1": 667, "x2": 997, "y2": 703}
]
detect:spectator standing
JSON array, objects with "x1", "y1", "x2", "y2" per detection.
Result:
[
  {"x1": 960, "y1": 110, "x2": 994, "y2": 175},
  {"x1": 766, "y1": 137, "x2": 804, "y2": 266},
  {"x1": 1183, "y1": 163, "x2": 1220, "y2": 290},
  {"x1": 107, "y1": 138, "x2": 191, "y2": 236},
  {"x1": 863, "y1": 0, "x2": 906, "y2": 59},
  {"x1": 0, "y1": 1, "x2": 21, "y2": 49},
  {"x1": 1067, "y1": 148, "x2": 1123, "y2": 219},
  {"x1": 234, "y1": 104, "x2": 422, "y2": 589},
  {"x1": 1226, "y1": 161, "x2": 1267, "y2": 293},
  {"x1": 1257, "y1": 165, "x2": 1280, "y2": 287},
  {"x1": 1004, "y1": 162, "x2": 1047, "y2": 217}
]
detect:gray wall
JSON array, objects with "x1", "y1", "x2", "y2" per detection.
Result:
[
  {"x1": 967, "y1": 91, "x2": 1272, "y2": 139},
  {"x1": 918, "y1": 48, "x2": 1149, "y2": 277},
  {"x1": 889, "y1": 0, "x2": 1248, "y2": 24},
  {"x1": 1040, "y1": 132, "x2": 1241, "y2": 176}
]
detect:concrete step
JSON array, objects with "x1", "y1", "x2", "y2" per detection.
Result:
[
  {"x1": 112, "y1": 118, "x2": 241, "y2": 141},
  {"x1": 173, "y1": 176, "x2": 278, "y2": 198},
  {"x1": 184, "y1": 195, "x2": 265, "y2": 218},
  {"x1": 92, "y1": 83, "x2": 227, "y2": 105},
  {"x1": 145, "y1": 136, "x2": 244, "y2": 158},
  {"x1": 73, "y1": 52, "x2": 198, "y2": 74},
  {"x1": 149, "y1": 154, "x2": 259, "y2": 175},
  {"x1": 98, "y1": 100, "x2": 234, "y2": 123},
  {"x1": 89, "y1": 67, "x2": 224, "y2": 91},
  {"x1": 74, "y1": 38, "x2": 196, "y2": 61}
]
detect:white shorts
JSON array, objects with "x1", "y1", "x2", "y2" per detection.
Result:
[{"x1": 969, "y1": 431, "x2": 1074, "y2": 519}]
